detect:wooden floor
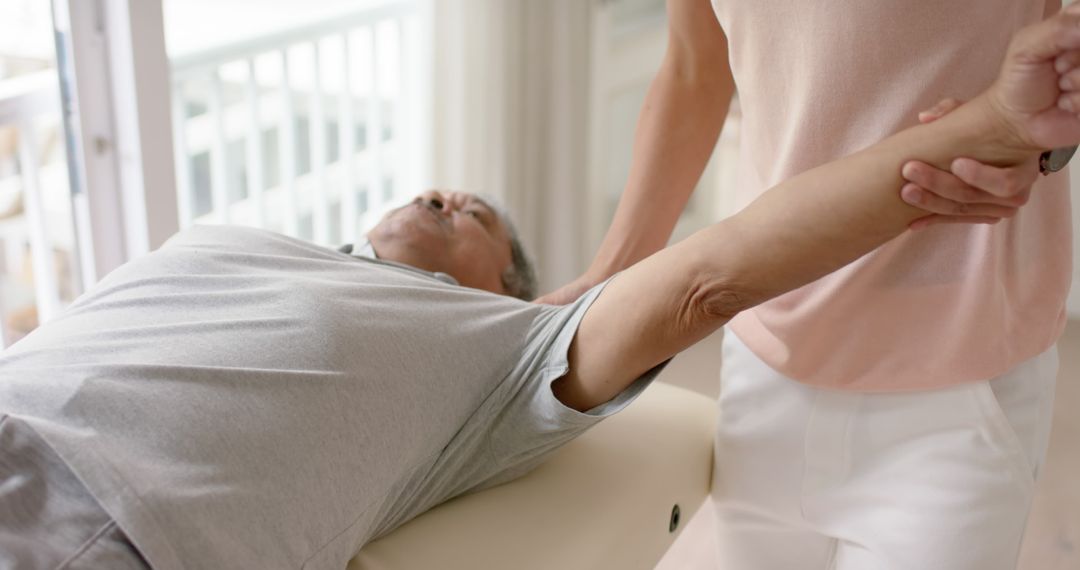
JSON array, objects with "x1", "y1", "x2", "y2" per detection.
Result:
[{"x1": 654, "y1": 323, "x2": 1080, "y2": 570}]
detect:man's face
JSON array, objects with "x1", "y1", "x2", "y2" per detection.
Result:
[{"x1": 367, "y1": 190, "x2": 514, "y2": 295}]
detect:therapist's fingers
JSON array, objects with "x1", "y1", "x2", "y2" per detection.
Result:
[
  {"x1": 1057, "y1": 50, "x2": 1080, "y2": 74},
  {"x1": 901, "y1": 161, "x2": 1032, "y2": 206},
  {"x1": 1060, "y1": 90, "x2": 1080, "y2": 113},
  {"x1": 950, "y1": 156, "x2": 1040, "y2": 199},
  {"x1": 901, "y1": 183, "x2": 1021, "y2": 219},
  {"x1": 904, "y1": 96, "x2": 1037, "y2": 227},
  {"x1": 1007, "y1": 5, "x2": 1080, "y2": 65},
  {"x1": 1062, "y1": 66, "x2": 1080, "y2": 91},
  {"x1": 1059, "y1": 49, "x2": 1080, "y2": 114},
  {"x1": 917, "y1": 98, "x2": 963, "y2": 124}
]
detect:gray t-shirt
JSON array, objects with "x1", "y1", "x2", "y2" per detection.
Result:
[{"x1": 0, "y1": 226, "x2": 657, "y2": 570}]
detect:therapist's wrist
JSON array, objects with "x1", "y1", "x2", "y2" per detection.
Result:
[
  {"x1": 583, "y1": 260, "x2": 614, "y2": 280},
  {"x1": 585, "y1": 252, "x2": 632, "y2": 285}
]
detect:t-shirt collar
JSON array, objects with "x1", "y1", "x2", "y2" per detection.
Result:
[{"x1": 347, "y1": 239, "x2": 459, "y2": 286}]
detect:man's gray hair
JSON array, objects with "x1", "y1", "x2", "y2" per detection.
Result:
[{"x1": 478, "y1": 195, "x2": 538, "y2": 302}]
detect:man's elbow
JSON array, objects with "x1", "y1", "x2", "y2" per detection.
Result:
[
  {"x1": 682, "y1": 275, "x2": 750, "y2": 329},
  {"x1": 675, "y1": 222, "x2": 763, "y2": 327}
]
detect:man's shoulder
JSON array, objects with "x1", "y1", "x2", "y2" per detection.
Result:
[
  {"x1": 151, "y1": 225, "x2": 366, "y2": 271},
  {"x1": 162, "y1": 225, "x2": 325, "y2": 253}
]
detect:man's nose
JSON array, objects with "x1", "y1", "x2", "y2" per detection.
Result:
[{"x1": 423, "y1": 190, "x2": 449, "y2": 212}]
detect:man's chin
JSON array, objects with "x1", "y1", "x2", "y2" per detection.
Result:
[{"x1": 367, "y1": 225, "x2": 446, "y2": 270}]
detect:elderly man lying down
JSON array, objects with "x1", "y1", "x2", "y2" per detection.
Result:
[{"x1": 3, "y1": 10, "x2": 1080, "y2": 570}]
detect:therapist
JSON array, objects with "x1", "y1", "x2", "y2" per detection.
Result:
[{"x1": 541, "y1": 1, "x2": 1079, "y2": 568}]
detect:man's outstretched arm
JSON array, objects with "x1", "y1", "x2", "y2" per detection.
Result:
[{"x1": 554, "y1": 6, "x2": 1080, "y2": 411}]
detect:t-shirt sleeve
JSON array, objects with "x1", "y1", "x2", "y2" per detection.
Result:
[{"x1": 466, "y1": 277, "x2": 669, "y2": 491}]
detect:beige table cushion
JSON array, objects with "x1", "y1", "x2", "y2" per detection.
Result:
[{"x1": 350, "y1": 382, "x2": 716, "y2": 570}]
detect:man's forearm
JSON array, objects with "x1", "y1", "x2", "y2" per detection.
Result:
[{"x1": 693, "y1": 94, "x2": 1028, "y2": 311}]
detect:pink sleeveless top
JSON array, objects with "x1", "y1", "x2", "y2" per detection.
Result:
[{"x1": 713, "y1": 0, "x2": 1071, "y2": 390}]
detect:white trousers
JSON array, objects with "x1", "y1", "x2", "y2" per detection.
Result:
[{"x1": 712, "y1": 331, "x2": 1058, "y2": 570}]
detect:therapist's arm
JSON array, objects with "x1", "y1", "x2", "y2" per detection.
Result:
[
  {"x1": 554, "y1": 7, "x2": 1080, "y2": 411},
  {"x1": 535, "y1": 0, "x2": 734, "y2": 305}
]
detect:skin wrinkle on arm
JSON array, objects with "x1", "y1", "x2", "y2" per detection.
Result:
[{"x1": 554, "y1": 95, "x2": 1032, "y2": 412}]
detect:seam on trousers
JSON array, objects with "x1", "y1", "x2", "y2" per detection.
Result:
[
  {"x1": 824, "y1": 538, "x2": 839, "y2": 570},
  {"x1": 798, "y1": 391, "x2": 818, "y2": 521},
  {"x1": 974, "y1": 383, "x2": 1037, "y2": 494},
  {"x1": 800, "y1": 391, "x2": 859, "y2": 522},
  {"x1": 840, "y1": 395, "x2": 859, "y2": 484},
  {"x1": 56, "y1": 520, "x2": 116, "y2": 570},
  {"x1": 1031, "y1": 365, "x2": 1057, "y2": 481}
]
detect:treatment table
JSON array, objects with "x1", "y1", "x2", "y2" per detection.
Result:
[{"x1": 350, "y1": 382, "x2": 717, "y2": 569}]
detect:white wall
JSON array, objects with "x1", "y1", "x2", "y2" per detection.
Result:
[
  {"x1": 1066, "y1": 0, "x2": 1078, "y2": 319},
  {"x1": 429, "y1": 0, "x2": 592, "y2": 293},
  {"x1": 1070, "y1": 169, "x2": 1080, "y2": 319}
]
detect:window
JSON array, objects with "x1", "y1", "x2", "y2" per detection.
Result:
[
  {"x1": 0, "y1": 0, "x2": 431, "y2": 345},
  {"x1": 165, "y1": 0, "x2": 430, "y2": 247},
  {"x1": 0, "y1": 0, "x2": 79, "y2": 346}
]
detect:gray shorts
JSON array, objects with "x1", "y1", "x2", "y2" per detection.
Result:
[{"x1": 0, "y1": 415, "x2": 149, "y2": 570}]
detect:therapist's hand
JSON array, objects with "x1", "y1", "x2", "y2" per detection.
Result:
[
  {"x1": 904, "y1": 4, "x2": 1080, "y2": 230},
  {"x1": 900, "y1": 98, "x2": 1040, "y2": 230}
]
